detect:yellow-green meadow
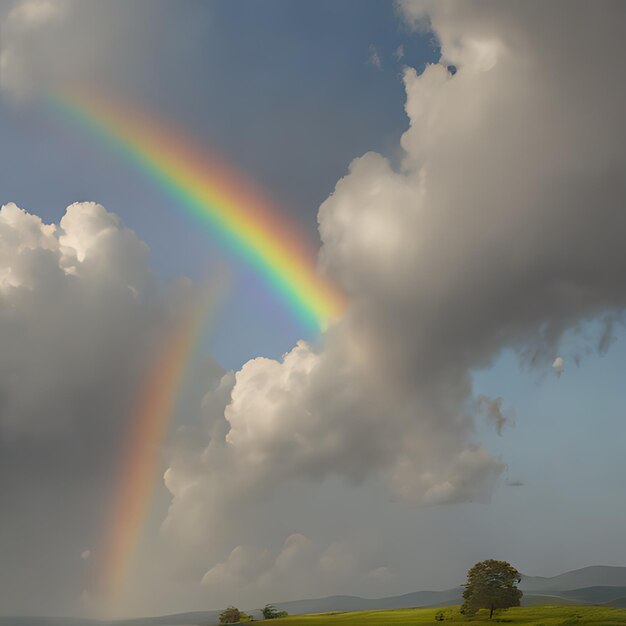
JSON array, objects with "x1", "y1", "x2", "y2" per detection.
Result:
[{"x1": 268, "y1": 605, "x2": 626, "y2": 625}]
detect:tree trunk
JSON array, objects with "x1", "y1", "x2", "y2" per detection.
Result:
[{"x1": 489, "y1": 604, "x2": 494, "y2": 619}]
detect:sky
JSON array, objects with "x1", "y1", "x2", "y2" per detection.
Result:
[{"x1": 2, "y1": 0, "x2": 626, "y2": 619}]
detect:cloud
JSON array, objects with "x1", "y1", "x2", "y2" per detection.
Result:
[
  {"x1": 368, "y1": 44, "x2": 382, "y2": 69},
  {"x1": 163, "y1": 0, "x2": 626, "y2": 603},
  {"x1": 0, "y1": 201, "x2": 202, "y2": 615},
  {"x1": 367, "y1": 566, "x2": 394, "y2": 583},
  {"x1": 394, "y1": 44, "x2": 405, "y2": 61},
  {"x1": 0, "y1": 0, "x2": 69, "y2": 97},
  {"x1": 201, "y1": 545, "x2": 272, "y2": 592},
  {"x1": 6, "y1": 0, "x2": 64, "y2": 27},
  {"x1": 0, "y1": 0, "x2": 168, "y2": 99},
  {"x1": 552, "y1": 356, "x2": 564, "y2": 377},
  {"x1": 477, "y1": 395, "x2": 510, "y2": 435},
  {"x1": 201, "y1": 534, "x2": 379, "y2": 607}
]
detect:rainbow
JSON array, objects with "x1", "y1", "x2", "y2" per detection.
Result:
[
  {"x1": 49, "y1": 87, "x2": 345, "y2": 605},
  {"x1": 96, "y1": 298, "x2": 211, "y2": 603},
  {"x1": 48, "y1": 88, "x2": 345, "y2": 334}
]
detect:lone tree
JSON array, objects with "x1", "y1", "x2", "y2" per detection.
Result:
[{"x1": 461, "y1": 559, "x2": 522, "y2": 619}]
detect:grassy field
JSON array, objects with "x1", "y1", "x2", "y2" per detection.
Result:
[{"x1": 269, "y1": 605, "x2": 626, "y2": 625}]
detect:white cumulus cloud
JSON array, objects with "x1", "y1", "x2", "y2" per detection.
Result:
[{"x1": 0, "y1": 201, "x2": 202, "y2": 615}]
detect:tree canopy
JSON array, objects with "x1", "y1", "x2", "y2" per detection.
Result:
[
  {"x1": 261, "y1": 604, "x2": 288, "y2": 619},
  {"x1": 461, "y1": 559, "x2": 523, "y2": 619},
  {"x1": 219, "y1": 606, "x2": 251, "y2": 624}
]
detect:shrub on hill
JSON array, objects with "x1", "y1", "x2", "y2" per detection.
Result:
[
  {"x1": 261, "y1": 604, "x2": 288, "y2": 619},
  {"x1": 218, "y1": 606, "x2": 252, "y2": 623}
]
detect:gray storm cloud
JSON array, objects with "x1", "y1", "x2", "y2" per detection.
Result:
[
  {"x1": 161, "y1": 0, "x2": 626, "y2": 601},
  {"x1": 0, "y1": 201, "x2": 199, "y2": 614}
]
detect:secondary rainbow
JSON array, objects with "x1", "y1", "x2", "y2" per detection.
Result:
[
  {"x1": 49, "y1": 88, "x2": 345, "y2": 334},
  {"x1": 97, "y1": 303, "x2": 208, "y2": 602}
]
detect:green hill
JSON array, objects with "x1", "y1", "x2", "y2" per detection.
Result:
[
  {"x1": 271, "y1": 605, "x2": 626, "y2": 625},
  {"x1": 558, "y1": 586, "x2": 626, "y2": 604}
]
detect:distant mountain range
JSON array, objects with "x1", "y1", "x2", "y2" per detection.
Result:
[
  {"x1": 5, "y1": 565, "x2": 626, "y2": 626},
  {"x1": 270, "y1": 566, "x2": 626, "y2": 616},
  {"x1": 521, "y1": 565, "x2": 626, "y2": 592},
  {"x1": 272, "y1": 587, "x2": 464, "y2": 615}
]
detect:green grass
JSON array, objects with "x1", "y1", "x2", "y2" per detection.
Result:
[{"x1": 266, "y1": 605, "x2": 626, "y2": 625}]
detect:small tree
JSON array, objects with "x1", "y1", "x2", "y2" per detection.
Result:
[
  {"x1": 261, "y1": 604, "x2": 288, "y2": 619},
  {"x1": 219, "y1": 606, "x2": 242, "y2": 624},
  {"x1": 461, "y1": 559, "x2": 522, "y2": 619}
]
